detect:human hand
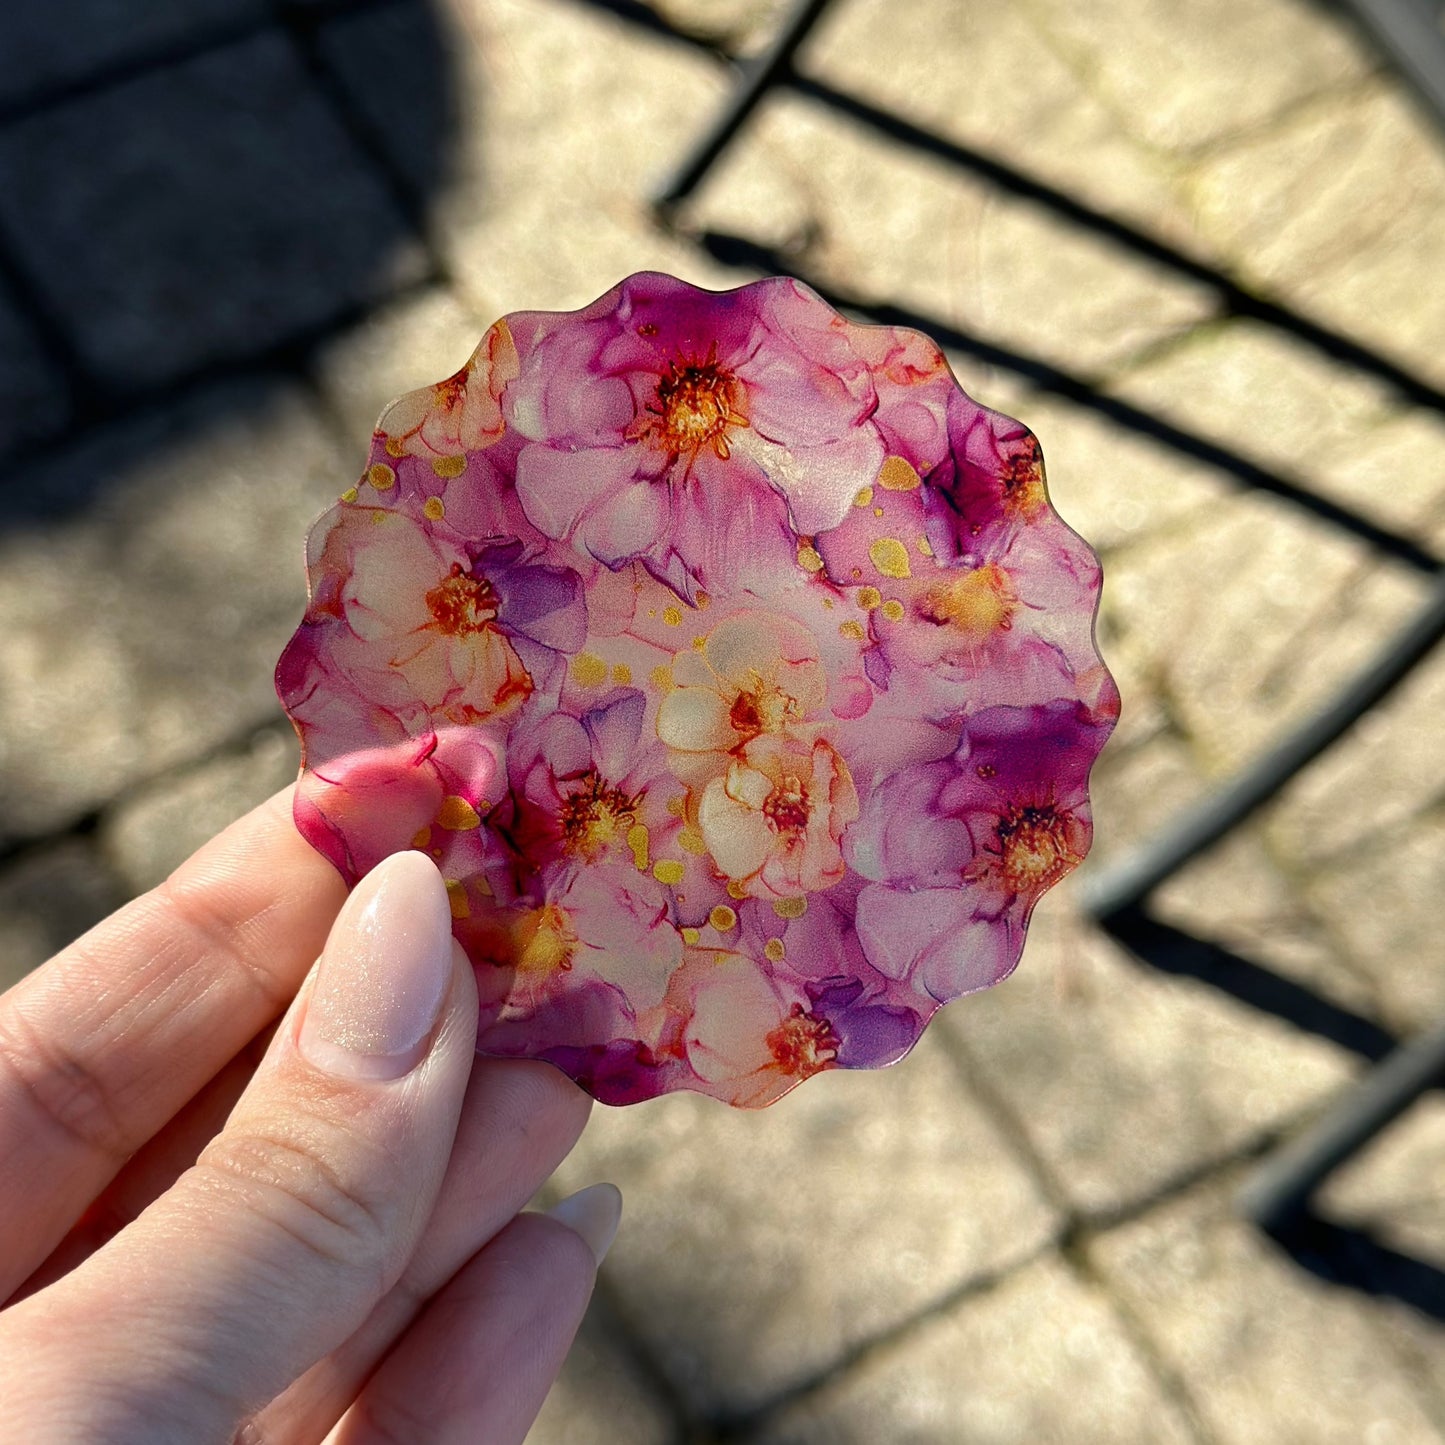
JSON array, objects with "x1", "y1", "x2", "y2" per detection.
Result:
[{"x1": 0, "y1": 788, "x2": 614, "y2": 1443}]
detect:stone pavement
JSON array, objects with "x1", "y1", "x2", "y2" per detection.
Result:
[{"x1": 2, "y1": 0, "x2": 1444, "y2": 1439}]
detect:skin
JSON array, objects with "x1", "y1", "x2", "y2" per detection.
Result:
[{"x1": 0, "y1": 786, "x2": 599, "y2": 1444}]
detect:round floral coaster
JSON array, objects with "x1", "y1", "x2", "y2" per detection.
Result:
[{"x1": 277, "y1": 272, "x2": 1118, "y2": 1107}]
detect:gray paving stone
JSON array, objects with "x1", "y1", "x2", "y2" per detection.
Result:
[
  {"x1": 1089, "y1": 1181, "x2": 1445, "y2": 1444},
  {"x1": 0, "y1": 837, "x2": 126, "y2": 991},
  {"x1": 101, "y1": 725, "x2": 299, "y2": 895},
  {"x1": 0, "y1": 376, "x2": 347, "y2": 847},
  {"x1": 0, "y1": 0, "x2": 266, "y2": 108},
  {"x1": 526, "y1": 1295, "x2": 675, "y2": 1445},
  {"x1": 0, "y1": 282, "x2": 70, "y2": 453},
  {"x1": 751, "y1": 1255, "x2": 1194, "y2": 1445},
  {"x1": 690, "y1": 91, "x2": 1215, "y2": 377},
  {"x1": 0, "y1": 30, "x2": 427, "y2": 393},
  {"x1": 546, "y1": 1025, "x2": 1060, "y2": 1418},
  {"x1": 940, "y1": 900, "x2": 1355, "y2": 1218}
]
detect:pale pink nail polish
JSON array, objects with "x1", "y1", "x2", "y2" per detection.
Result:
[{"x1": 298, "y1": 851, "x2": 454, "y2": 1081}]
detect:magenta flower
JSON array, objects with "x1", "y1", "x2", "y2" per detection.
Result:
[{"x1": 277, "y1": 273, "x2": 1117, "y2": 1107}]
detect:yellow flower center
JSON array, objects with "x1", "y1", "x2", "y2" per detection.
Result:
[
  {"x1": 511, "y1": 903, "x2": 577, "y2": 976},
  {"x1": 996, "y1": 804, "x2": 1081, "y2": 895},
  {"x1": 636, "y1": 347, "x2": 748, "y2": 461},
  {"x1": 999, "y1": 439, "x2": 1047, "y2": 520},
  {"x1": 426, "y1": 564, "x2": 499, "y2": 636},
  {"x1": 762, "y1": 775, "x2": 810, "y2": 837},
  {"x1": 728, "y1": 674, "x2": 800, "y2": 740},
  {"x1": 918, "y1": 563, "x2": 1016, "y2": 641},
  {"x1": 766, "y1": 1004, "x2": 839, "y2": 1076},
  {"x1": 558, "y1": 772, "x2": 640, "y2": 862}
]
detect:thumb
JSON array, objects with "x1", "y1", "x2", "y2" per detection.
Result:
[{"x1": 3, "y1": 850, "x2": 479, "y2": 1444}]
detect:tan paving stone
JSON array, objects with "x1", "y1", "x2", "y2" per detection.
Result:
[
  {"x1": 0, "y1": 839, "x2": 126, "y2": 992},
  {"x1": 752, "y1": 1255, "x2": 1194, "y2": 1445},
  {"x1": 690, "y1": 91, "x2": 1214, "y2": 377},
  {"x1": 940, "y1": 899, "x2": 1355, "y2": 1218},
  {"x1": 526, "y1": 1296, "x2": 675, "y2": 1445},
  {"x1": 801, "y1": 0, "x2": 1205, "y2": 254},
  {"x1": 1089, "y1": 1181, "x2": 1445, "y2": 1444},
  {"x1": 0, "y1": 378, "x2": 346, "y2": 847},
  {"x1": 1187, "y1": 82, "x2": 1445, "y2": 389},
  {"x1": 546, "y1": 1025, "x2": 1060, "y2": 1416},
  {"x1": 1304, "y1": 812, "x2": 1445, "y2": 1032},
  {"x1": 649, "y1": 0, "x2": 784, "y2": 51},
  {"x1": 1087, "y1": 727, "x2": 1212, "y2": 861},
  {"x1": 100, "y1": 725, "x2": 299, "y2": 895},
  {"x1": 1021, "y1": 0, "x2": 1370, "y2": 154}
]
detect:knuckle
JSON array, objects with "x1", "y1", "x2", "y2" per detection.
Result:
[
  {"x1": 194, "y1": 1125, "x2": 398, "y2": 1283},
  {"x1": 0, "y1": 998, "x2": 134, "y2": 1162}
]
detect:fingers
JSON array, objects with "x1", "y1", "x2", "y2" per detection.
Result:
[
  {"x1": 0, "y1": 786, "x2": 345, "y2": 1295},
  {"x1": 0, "y1": 852, "x2": 476, "y2": 1445},
  {"x1": 328, "y1": 1188, "x2": 621, "y2": 1445},
  {"x1": 250, "y1": 1059, "x2": 592, "y2": 1444}
]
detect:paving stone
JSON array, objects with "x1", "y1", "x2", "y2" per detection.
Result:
[
  {"x1": 0, "y1": 282, "x2": 70, "y2": 454},
  {"x1": 0, "y1": 30, "x2": 427, "y2": 393},
  {"x1": 1304, "y1": 812, "x2": 1445, "y2": 1033},
  {"x1": 316, "y1": 0, "x2": 460, "y2": 206},
  {"x1": 100, "y1": 725, "x2": 299, "y2": 895},
  {"x1": 690, "y1": 91, "x2": 1215, "y2": 378},
  {"x1": 526, "y1": 1293, "x2": 676, "y2": 1445},
  {"x1": 1086, "y1": 726, "x2": 1212, "y2": 860},
  {"x1": 1102, "y1": 494, "x2": 1431, "y2": 771},
  {"x1": 1187, "y1": 81, "x2": 1445, "y2": 390},
  {"x1": 546, "y1": 1025, "x2": 1060, "y2": 1418},
  {"x1": 1089, "y1": 1181, "x2": 1445, "y2": 1444},
  {"x1": 751, "y1": 1255, "x2": 1194, "y2": 1445},
  {"x1": 1020, "y1": 0, "x2": 1369, "y2": 154},
  {"x1": 941, "y1": 899, "x2": 1355, "y2": 1218},
  {"x1": 0, "y1": 0, "x2": 266, "y2": 108},
  {"x1": 648, "y1": 0, "x2": 785, "y2": 51},
  {"x1": 435, "y1": 0, "x2": 762, "y2": 320},
  {"x1": 312, "y1": 283, "x2": 488, "y2": 459},
  {"x1": 1265, "y1": 646, "x2": 1445, "y2": 869},
  {"x1": 801, "y1": 0, "x2": 1206, "y2": 256},
  {"x1": 0, "y1": 837, "x2": 126, "y2": 992},
  {"x1": 0, "y1": 376, "x2": 346, "y2": 847}
]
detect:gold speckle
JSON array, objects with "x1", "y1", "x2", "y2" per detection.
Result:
[
  {"x1": 626, "y1": 823, "x2": 650, "y2": 872},
  {"x1": 870, "y1": 537, "x2": 912, "y2": 578},
  {"x1": 662, "y1": 605, "x2": 683, "y2": 627},
  {"x1": 881, "y1": 599, "x2": 906, "y2": 622},
  {"x1": 423, "y1": 496, "x2": 446, "y2": 521},
  {"x1": 797, "y1": 544, "x2": 825, "y2": 573},
  {"x1": 681, "y1": 926, "x2": 701, "y2": 945},
  {"x1": 709, "y1": 904, "x2": 738, "y2": 932},
  {"x1": 878, "y1": 455, "x2": 921, "y2": 491},
  {"x1": 679, "y1": 827, "x2": 708, "y2": 855},
  {"x1": 650, "y1": 664, "x2": 675, "y2": 692},
  {"x1": 368, "y1": 462, "x2": 397, "y2": 490},
  {"x1": 854, "y1": 486, "x2": 874, "y2": 508},
  {"x1": 857, "y1": 586, "x2": 882, "y2": 610},
  {"x1": 437, "y1": 796, "x2": 481, "y2": 830},
  {"x1": 340, "y1": 487, "x2": 359, "y2": 503},
  {"x1": 570, "y1": 652, "x2": 608, "y2": 687},
  {"x1": 873, "y1": 507, "x2": 885, "y2": 517},
  {"x1": 411, "y1": 826, "x2": 432, "y2": 849},
  {"x1": 612, "y1": 662, "x2": 632, "y2": 685},
  {"x1": 432, "y1": 454, "x2": 466, "y2": 479},
  {"x1": 727, "y1": 879, "x2": 749, "y2": 900},
  {"x1": 665, "y1": 794, "x2": 687, "y2": 817},
  {"x1": 773, "y1": 896, "x2": 808, "y2": 919},
  {"x1": 764, "y1": 937, "x2": 786, "y2": 962},
  {"x1": 839, "y1": 619, "x2": 866, "y2": 640},
  {"x1": 692, "y1": 635, "x2": 708, "y2": 651},
  {"x1": 696, "y1": 591, "x2": 711, "y2": 610},
  {"x1": 384, "y1": 436, "x2": 407, "y2": 458},
  {"x1": 918, "y1": 537, "x2": 933, "y2": 555},
  {"x1": 444, "y1": 880, "x2": 470, "y2": 920},
  {"x1": 653, "y1": 859, "x2": 686, "y2": 886}
]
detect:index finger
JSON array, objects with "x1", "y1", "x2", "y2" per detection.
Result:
[{"x1": 0, "y1": 786, "x2": 346, "y2": 1298}]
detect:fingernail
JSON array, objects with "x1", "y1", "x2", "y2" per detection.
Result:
[
  {"x1": 545, "y1": 1183, "x2": 623, "y2": 1266},
  {"x1": 298, "y1": 851, "x2": 454, "y2": 1081}
]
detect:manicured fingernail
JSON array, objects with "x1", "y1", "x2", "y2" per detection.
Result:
[
  {"x1": 298, "y1": 851, "x2": 454, "y2": 1081},
  {"x1": 546, "y1": 1183, "x2": 623, "y2": 1265}
]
